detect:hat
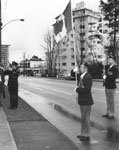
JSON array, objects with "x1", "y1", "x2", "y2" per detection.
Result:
[
  {"x1": 83, "y1": 62, "x2": 90, "y2": 70},
  {"x1": 108, "y1": 55, "x2": 116, "y2": 61},
  {"x1": 12, "y1": 61, "x2": 18, "y2": 66}
]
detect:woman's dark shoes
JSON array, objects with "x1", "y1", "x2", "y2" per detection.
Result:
[
  {"x1": 102, "y1": 114, "x2": 114, "y2": 119},
  {"x1": 107, "y1": 115, "x2": 114, "y2": 119},
  {"x1": 80, "y1": 136, "x2": 90, "y2": 141},
  {"x1": 102, "y1": 114, "x2": 108, "y2": 118},
  {"x1": 77, "y1": 135, "x2": 82, "y2": 139},
  {"x1": 77, "y1": 135, "x2": 90, "y2": 141}
]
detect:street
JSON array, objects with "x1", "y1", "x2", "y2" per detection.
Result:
[{"x1": 18, "y1": 76, "x2": 119, "y2": 150}]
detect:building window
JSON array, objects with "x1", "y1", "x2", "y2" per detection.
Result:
[
  {"x1": 80, "y1": 33, "x2": 85, "y2": 36},
  {"x1": 93, "y1": 41, "x2": 96, "y2": 44},
  {"x1": 71, "y1": 34, "x2": 73, "y2": 38},
  {"x1": 71, "y1": 55, "x2": 74, "y2": 59},
  {"x1": 62, "y1": 70, "x2": 67, "y2": 74},
  {"x1": 80, "y1": 25, "x2": 85, "y2": 29},
  {"x1": 73, "y1": 11, "x2": 75, "y2": 16},
  {"x1": 73, "y1": 18, "x2": 75, "y2": 23},
  {"x1": 71, "y1": 62, "x2": 75, "y2": 66},
  {"x1": 71, "y1": 48, "x2": 74, "y2": 52},
  {"x1": 71, "y1": 41, "x2": 73, "y2": 44},
  {"x1": 62, "y1": 63, "x2": 67, "y2": 66},
  {"x1": 62, "y1": 55, "x2": 67, "y2": 59},
  {"x1": 97, "y1": 41, "x2": 101, "y2": 44},
  {"x1": 63, "y1": 41, "x2": 66, "y2": 45}
]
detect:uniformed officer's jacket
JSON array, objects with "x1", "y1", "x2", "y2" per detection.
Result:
[
  {"x1": 104, "y1": 65, "x2": 118, "y2": 89},
  {"x1": 4, "y1": 69, "x2": 20, "y2": 93}
]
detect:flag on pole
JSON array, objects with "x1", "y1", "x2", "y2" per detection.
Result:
[
  {"x1": 53, "y1": 16, "x2": 63, "y2": 36},
  {"x1": 63, "y1": 1, "x2": 72, "y2": 33},
  {"x1": 53, "y1": 1, "x2": 72, "y2": 42}
]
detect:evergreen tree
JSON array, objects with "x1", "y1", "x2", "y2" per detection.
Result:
[{"x1": 100, "y1": 0, "x2": 119, "y2": 58}]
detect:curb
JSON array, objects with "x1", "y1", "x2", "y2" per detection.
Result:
[{"x1": 0, "y1": 108, "x2": 18, "y2": 150}]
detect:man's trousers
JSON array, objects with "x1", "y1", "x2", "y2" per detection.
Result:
[
  {"x1": 80, "y1": 105, "x2": 91, "y2": 137},
  {"x1": 105, "y1": 88, "x2": 115, "y2": 116}
]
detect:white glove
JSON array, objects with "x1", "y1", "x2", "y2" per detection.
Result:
[
  {"x1": 74, "y1": 86, "x2": 78, "y2": 91},
  {"x1": 103, "y1": 75, "x2": 106, "y2": 80}
]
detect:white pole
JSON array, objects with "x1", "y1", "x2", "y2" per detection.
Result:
[{"x1": 70, "y1": 0, "x2": 79, "y2": 85}]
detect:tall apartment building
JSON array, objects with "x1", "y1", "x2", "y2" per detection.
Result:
[
  {"x1": 1, "y1": 45, "x2": 10, "y2": 68},
  {"x1": 55, "y1": 1, "x2": 103, "y2": 76},
  {"x1": 73, "y1": 2, "x2": 102, "y2": 61}
]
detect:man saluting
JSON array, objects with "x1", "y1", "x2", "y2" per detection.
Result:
[{"x1": 4, "y1": 61, "x2": 20, "y2": 109}]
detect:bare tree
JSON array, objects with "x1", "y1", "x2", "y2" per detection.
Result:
[
  {"x1": 41, "y1": 30, "x2": 66, "y2": 76},
  {"x1": 52, "y1": 37, "x2": 68, "y2": 75},
  {"x1": 41, "y1": 30, "x2": 54, "y2": 76}
]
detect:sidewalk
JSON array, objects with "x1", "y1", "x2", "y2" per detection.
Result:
[
  {"x1": 0, "y1": 107, "x2": 17, "y2": 150},
  {"x1": 0, "y1": 89, "x2": 78, "y2": 150}
]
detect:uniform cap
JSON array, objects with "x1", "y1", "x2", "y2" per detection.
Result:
[
  {"x1": 108, "y1": 55, "x2": 116, "y2": 61},
  {"x1": 12, "y1": 61, "x2": 18, "y2": 66}
]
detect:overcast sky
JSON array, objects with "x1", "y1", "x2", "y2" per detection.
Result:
[{"x1": 2, "y1": 0, "x2": 101, "y2": 63}]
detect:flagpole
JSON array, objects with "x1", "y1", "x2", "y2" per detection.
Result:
[
  {"x1": 101, "y1": 13, "x2": 106, "y2": 75},
  {"x1": 70, "y1": 0, "x2": 79, "y2": 85}
]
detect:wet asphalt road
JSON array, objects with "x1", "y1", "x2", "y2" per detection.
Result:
[{"x1": 18, "y1": 76, "x2": 119, "y2": 150}]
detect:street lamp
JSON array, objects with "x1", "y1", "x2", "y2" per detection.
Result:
[
  {"x1": 0, "y1": 18, "x2": 24, "y2": 62},
  {"x1": 1, "y1": 19, "x2": 24, "y2": 30}
]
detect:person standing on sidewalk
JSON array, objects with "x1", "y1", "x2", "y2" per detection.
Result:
[
  {"x1": 102, "y1": 55, "x2": 118, "y2": 119},
  {"x1": 75, "y1": 62, "x2": 94, "y2": 141},
  {"x1": 4, "y1": 61, "x2": 20, "y2": 109},
  {"x1": 0, "y1": 63, "x2": 5, "y2": 106}
]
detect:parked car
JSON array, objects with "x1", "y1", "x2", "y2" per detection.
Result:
[{"x1": 65, "y1": 73, "x2": 75, "y2": 80}]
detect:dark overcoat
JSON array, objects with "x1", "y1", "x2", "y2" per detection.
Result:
[
  {"x1": 4, "y1": 69, "x2": 19, "y2": 94},
  {"x1": 0, "y1": 68, "x2": 5, "y2": 93},
  {"x1": 104, "y1": 65, "x2": 118, "y2": 89},
  {"x1": 76, "y1": 72, "x2": 94, "y2": 106}
]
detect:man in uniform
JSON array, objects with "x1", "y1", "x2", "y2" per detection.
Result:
[
  {"x1": 103, "y1": 55, "x2": 118, "y2": 119},
  {"x1": 4, "y1": 61, "x2": 20, "y2": 109}
]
